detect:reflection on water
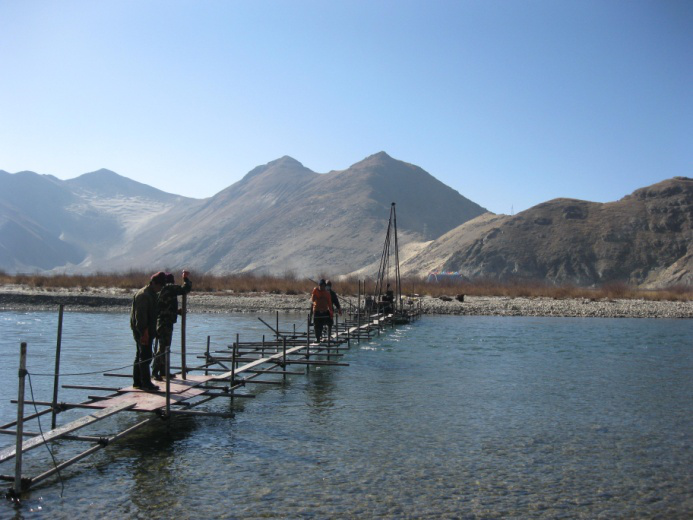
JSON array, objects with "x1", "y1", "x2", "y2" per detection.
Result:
[{"x1": 0, "y1": 311, "x2": 691, "y2": 518}]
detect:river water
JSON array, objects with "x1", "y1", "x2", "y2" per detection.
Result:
[{"x1": 0, "y1": 311, "x2": 691, "y2": 519}]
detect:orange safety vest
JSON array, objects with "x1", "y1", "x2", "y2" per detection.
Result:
[{"x1": 311, "y1": 287, "x2": 333, "y2": 316}]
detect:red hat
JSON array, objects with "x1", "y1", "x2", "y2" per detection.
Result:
[{"x1": 150, "y1": 271, "x2": 167, "y2": 285}]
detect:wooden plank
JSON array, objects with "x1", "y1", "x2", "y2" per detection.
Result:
[
  {"x1": 62, "y1": 384, "x2": 122, "y2": 392},
  {"x1": 118, "y1": 375, "x2": 212, "y2": 395},
  {"x1": 212, "y1": 342, "x2": 310, "y2": 380},
  {"x1": 91, "y1": 386, "x2": 206, "y2": 412},
  {"x1": 284, "y1": 360, "x2": 349, "y2": 366},
  {"x1": 0, "y1": 401, "x2": 135, "y2": 464}
]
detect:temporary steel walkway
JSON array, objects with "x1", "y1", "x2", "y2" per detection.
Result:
[{"x1": 1, "y1": 299, "x2": 421, "y2": 497}]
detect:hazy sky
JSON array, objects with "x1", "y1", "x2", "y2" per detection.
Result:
[{"x1": 1, "y1": 1, "x2": 690, "y2": 214}]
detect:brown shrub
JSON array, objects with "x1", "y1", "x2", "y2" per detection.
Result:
[{"x1": 0, "y1": 271, "x2": 690, "y2": 301}]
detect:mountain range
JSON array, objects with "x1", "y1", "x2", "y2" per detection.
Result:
[
  {"x1": 1, "y1": 153, "x2": 690, "y2": 288},
  {"x1": 401, "y1": 177, "x2": 692, "y2": 288}
]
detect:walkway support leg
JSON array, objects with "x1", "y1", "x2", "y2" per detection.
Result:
[
  {"x1": 14, "y1": 342, "x2": 28, "y2": 496},
  {"x1": 204, "y1": 336, "x2": 210, "y2": 376},
  {"x1": 181, "y1": 293, "x2": 187, "y2": 380},
  {"x1": 165, "y1": 345, "x2": 171, "y2": 419},
  {"x1": 51, "y1": 304, "x2": 64, "y2": 429}
]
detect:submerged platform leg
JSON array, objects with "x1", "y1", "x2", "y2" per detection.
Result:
[
  {"x1": 51, "y1": 304, "x2": 64, "y2": 430},
  {"x1": 13, "y1": 342, "x2": 28, "y2": 496}
]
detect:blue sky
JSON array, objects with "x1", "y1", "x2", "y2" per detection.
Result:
[{"x1": 1, "y1": 1, "x2": 690, "y2": 214}]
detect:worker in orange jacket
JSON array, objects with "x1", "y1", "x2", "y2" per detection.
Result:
[{"x1": 311, "y1": 279, "x2": 333, "y2": 342}]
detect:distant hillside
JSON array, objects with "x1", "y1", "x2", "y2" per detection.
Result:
[
  {"x1": 0, "y1": 154, "x2": 487, "y2": 276},
  {"x1": 103, "y1": 152, "x2": 488, "y2": 276},
  {"x1": 402, "y1": 177, "x2": 693, "y2": 288},
  {"x1": 0, "y1": 169, "x2": 196, "y2": 273}
]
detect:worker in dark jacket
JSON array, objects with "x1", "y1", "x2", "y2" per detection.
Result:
[
  {"x1": 130, "y1": 271, "x2": 166, "y2": 390},
  {"x1": 325, "y1": 279, "x2": 341, "y2": 339},
  {"x1": 311, "y1": 279, "x2": 333, "y2": 342},
  {"x1": 152, "y1": 270, "x2": 192, "y2": 381}
]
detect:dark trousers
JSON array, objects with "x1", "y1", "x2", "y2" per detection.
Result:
[
  {"x1": 314, "y1": 312, "x2": 331, "y2": 342},
  {"x1": 153, "y1": 326, "x2": 173, "y2": 378},
  {"x1": 133, "y1": 338, "x2": 154, "y2": 387},
  {"x1": 327, "y1": 315, "x2": 336, "y2": 339}
]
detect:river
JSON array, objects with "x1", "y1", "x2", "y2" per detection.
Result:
[{"x1": 0, "y1": 311, "x2": 691, "y2": 519}]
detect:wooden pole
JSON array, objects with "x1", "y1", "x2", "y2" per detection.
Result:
[
  {"x1": 181, "y1": 293, "x2": 187, "y2": 380},
  {"x1": 14, "y1": 342, "x2": 27, "y2": 496},
  {"x1": 51, "y1": 304, "x2": 64, "y2": 429}
]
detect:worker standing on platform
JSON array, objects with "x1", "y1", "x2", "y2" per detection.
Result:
[
  {"x1": 152, "y1": 270, "x2": 192, "y2": 381},
  {"x1": 311, "y1": 279, "x2": 333, "y2": 342},
  {"x1": 130, "y1": 271, "x2": 167, "y2": 391},
  {"x1": 325, "y1": 279, "x2": 341, "y2": 339}
]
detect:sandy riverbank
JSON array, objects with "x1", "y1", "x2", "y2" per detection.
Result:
[{"x1": 0, "y1": 285, "x2": 691, "y2": 318}]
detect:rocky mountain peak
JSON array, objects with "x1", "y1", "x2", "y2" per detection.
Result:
[
  {"x1": 241, "y1": 155, "x2": 311, "y2": 182},
  {"x1": 66, "y1": 168, "x2": 180, "y2": 201},
  {"x1": 269, "y1": 155, "x2": 304, "y2": 167},
  {"x1": 626, "y1": 176, "x2": 692, "y2": 201},
  {"x1": 349, "y1": 151, "x2": 397, "y2": 170}
]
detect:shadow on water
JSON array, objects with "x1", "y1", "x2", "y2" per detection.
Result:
[
  {"x1": 119, "y1": 416, "x2": 202, "y2": 513},
  {"x1": 305, "y1": 367, "x2": 337, "y2": 419}
]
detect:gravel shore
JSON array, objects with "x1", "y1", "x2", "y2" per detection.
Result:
[{"x1": 0, "y1": 285, "x2": 690, "y2": 318}]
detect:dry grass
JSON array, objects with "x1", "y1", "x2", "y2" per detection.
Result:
[
  {"x1": 408, "y1": 278, "x2": 692, "y2": 302},
  {"x1": 0, "y1": 270, "x2": 690, "y2": 302}
]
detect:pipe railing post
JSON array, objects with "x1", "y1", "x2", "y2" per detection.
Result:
[
  {"x1": 235, "y1": 334, "x2": 240, "y2": 371},
  {"x1": 231, "y1": 341, "x2": 237, "y2": 391},
  {"x1": 204, "y1": 335, "x2": 211, "y2": 376},
  {"x1": 181, "y1": 293, "x2": 187, "y2": 380},
  {"x1": 357, "y1": 280, "x2": 361, "y2": 330},
  {"x1": 347, "y1": 314, "x2": 351, "y2": 348},
  {"x1": 282, "y1": 337, "x2": 287, "y2": 382},
  {"x1": 165, "y1": 345, "x2": 171, "y2": 419},
  {"x1": 51, "y1": 304, "x2": 64, "y2": 429},
  {"x1": 306, "y1": 315, "x2": 311, "y2": 374},
  {"x1": 15, "y1": 342, "x2": 28, "y2": 496},
  {"x1": 357, "y1": 281, "x2": 362, "y2": 344}
]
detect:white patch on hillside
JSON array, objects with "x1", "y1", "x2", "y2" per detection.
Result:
[
  {"x1": 260, "y1": 193, "x2": 278, "y2": 206},
  {"x1": 67, "y1": 195, "x2": 176, "y2": 234}
]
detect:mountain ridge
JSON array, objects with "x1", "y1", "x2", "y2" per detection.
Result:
[
  {"x1": 0, "y1": 161, "x2": 689, "y2": 288},
  {"x1": 401, "y1": 176, "x2": 692, "y2": 288},
  {"x1": 0, "y1": 153, "x2": 488, "y2": 277}
]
